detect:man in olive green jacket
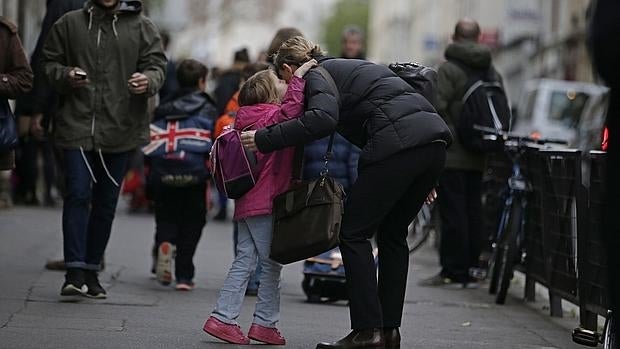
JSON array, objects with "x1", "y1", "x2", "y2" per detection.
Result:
[
  {"x1": 420, "y1": 18, "x2": 504, "y2": 288},
  {"x1": 43, "y1": 0, "x2": 166, "y2": 298}
]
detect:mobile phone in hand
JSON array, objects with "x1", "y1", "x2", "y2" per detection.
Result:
[{"x1": 74, "y1": 70, "x2": 87, "y2": 80}]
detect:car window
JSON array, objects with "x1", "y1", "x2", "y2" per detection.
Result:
[{"x1": 548, "y1": 91, "x2": 590, "y2": 128}]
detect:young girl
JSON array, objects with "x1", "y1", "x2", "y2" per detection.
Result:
[{"x1": 203, "y1": 59, "x2": 317, "y2": 345}]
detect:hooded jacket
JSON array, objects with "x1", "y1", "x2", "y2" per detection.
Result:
[
  {"x1": 254, "y1": 57, "x2": 452, "y2": 166},
  {"x1": 437, "y1": 41, "x2": 502, "y2": 171},
  {"x1": 17, "y1": 0, "x2": 85, "y2": 119},
  {"x1": 144, "y1": 90, "x2": 217, "y2": 186},
  {"x1": 43, "y1": 0, "x2": 166, "y2": 153},
  {"x1": 233, "y1": 75, "x2": 305, "y2": 220},
  {"x1": 0, "y1": 17, "x2": 33, "y2": 100}
]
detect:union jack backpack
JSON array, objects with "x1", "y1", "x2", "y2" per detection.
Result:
[{"x1": 210, "y1": 127, "x2": 262, "y2": 199}]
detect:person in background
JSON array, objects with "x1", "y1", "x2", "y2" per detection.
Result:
[
  {"x1": 266, "y1": 27, "x2": 304, "y2": 63},
  {"x1": 203, "y1": 60, "x2": 317, "y2": 346},
  {"x1": 14, "y1": 0, "x2": 86, "y2": 208},
  {"x1": 340, "y1": 25, "x2": 365, "y2": 60},
  {"x1": 157, "y1": 30, "x2": 179, "y2": 104},
  {"x1": 0, "y1": 16, "x2": 33, "y2": 207},
  {"x1": 43, "y1": 0, "x2": 166, "y2": 299},
  {"x1": 212, "y1": 47, "x2": 250, "y2": 221},
  {"x1": 144, "y1": 59, "x2": 216, "y2": 291},
  {"x1": 418, "y1": 18, "x2": 502, "y2": 289},
  {"x1": 590, "y1": 0, "x2": 620, "y2": 345},
  {"x1": 13, "y1": 0, "x2": 86, "y2": 271}
]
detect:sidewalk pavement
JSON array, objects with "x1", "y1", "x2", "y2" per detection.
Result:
[{"x1": 0, "y1": 206, "x2": 583, "y2": 348}]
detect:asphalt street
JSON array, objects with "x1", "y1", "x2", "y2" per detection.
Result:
[{"x1": 0, "y1": 205, "x2": 583, "y2": 348}]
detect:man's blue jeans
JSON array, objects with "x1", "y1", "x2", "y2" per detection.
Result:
[{"x1": 61, "y1": 149, "x2": 129, "y2": 271}]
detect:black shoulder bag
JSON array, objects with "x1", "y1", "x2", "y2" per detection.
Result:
[{"x1": 269, "y1": 66, "x2": 345, "y2": 265}]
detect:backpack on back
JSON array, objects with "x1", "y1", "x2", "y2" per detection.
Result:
[
  {"x1": 388, "y1": 62, "x2": 438, "y2": 108},
  {"x1": 455, "y1": 64, "x2": 511, "y2": 152},
  {"x1": 210, "y1": 126, "x2": 261, "y2": 199}
]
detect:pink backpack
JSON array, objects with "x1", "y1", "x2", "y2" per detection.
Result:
[{"x1": 210, "y1": 127, "x2": 261, "y2": 199}]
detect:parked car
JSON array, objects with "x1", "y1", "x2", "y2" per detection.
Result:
[{"x1": 512, "y1": 79, "x2": 609, "y2": 148}]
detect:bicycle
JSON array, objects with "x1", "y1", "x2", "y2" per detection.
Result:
[{"x1": 474, "y1": 125, "x2": 566, "y2": 304}]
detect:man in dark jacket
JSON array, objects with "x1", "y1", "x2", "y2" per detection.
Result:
[
  {"x1": 43, "y1": 0, "x2": 166, "y2": 299},
  {"x1": 0, "y1": 16, "x2": 33, "y2": 210},
  {"x1": 419, "y1": 19, "x2": 501, "y2": 288},
  {"x1": 15, "y1": 0, "x2": 85, "y2": 208},
  {"x1": 242, "y1": 36, "x2": 451, "y2": 349},
  {"x1": 590, "y1": 0, "x2": 620, "y2": 345}
]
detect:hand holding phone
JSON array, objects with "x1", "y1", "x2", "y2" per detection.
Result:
[
  {"x1": 74, "y1": 70, "x2": 87, "y2": 80},
  {"x1": 69, "y1": 68, "x2": 89, "y2": 88}
]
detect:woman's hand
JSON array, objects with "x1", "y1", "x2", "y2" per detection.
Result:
[
  {"x1": 293, "y1": 59, "x2": 318, "y2": 78},
  {"x1": 425, "y1": 188, "x2": 438, "y2": 205},
  {"x1": 240, "y1": 130, "x2": 258, "y2": 152}
]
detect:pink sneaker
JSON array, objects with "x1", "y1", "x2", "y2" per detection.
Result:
[
  {"x1": 248, "y1": 323, "x2": 286, "y2": 345},
  {"x1": 203, "y1": 316, "x2": 250, "y2": 345}
]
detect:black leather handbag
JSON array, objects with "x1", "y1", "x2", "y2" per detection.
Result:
[
  {"x1": 0, "y1": 98, "x2": 18, "y2": 151},
  {"x1": 270, "y1": 134, "x2": 345, "y2": 265}
]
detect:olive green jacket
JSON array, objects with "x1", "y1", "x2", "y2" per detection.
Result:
[
  {"x1": 437, "y1": 41, "x2": 501, "y2": 171},
  {"x1": 43, "y1": 0, "x2": 166, "y2": 152}
]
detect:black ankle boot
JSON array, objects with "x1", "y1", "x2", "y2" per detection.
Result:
[
  {"x1": 316, "y1": 328, "x2": 384, "y2": 348},
  {"x1": 383, "y1": 327, "x2": 400, "y2": 349}
]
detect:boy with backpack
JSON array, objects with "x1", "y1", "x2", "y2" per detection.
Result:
[
  {"x1": 419, "y1": 18, "x2": 510, "y2": 289},
  {"x1": 143, "y1": 59, "x2": 217, "y2": 290}
]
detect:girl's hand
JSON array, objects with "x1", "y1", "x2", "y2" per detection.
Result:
[
  {"x1": 425, "y1": 188, "x2": 438, "y2": 205},
  {"x1": 294, "y1": 59, "x2": 318, "y2": 78}
]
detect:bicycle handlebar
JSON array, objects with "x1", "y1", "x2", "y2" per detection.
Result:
[{"x1": 473, "y1": 125, "x2": 568, "y2": 146}]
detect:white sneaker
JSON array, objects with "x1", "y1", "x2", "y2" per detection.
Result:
[{"x1": 156, "y1": 242, "x2": 175, "y2": 286}]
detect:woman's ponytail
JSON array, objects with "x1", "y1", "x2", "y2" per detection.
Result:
[{"x1": 275, "y1": 36, "x2": 323, "y2": 69}]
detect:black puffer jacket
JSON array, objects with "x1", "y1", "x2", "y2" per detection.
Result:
[{"x1": 255, "y1": 57, "x2": 452, "y2": 165}]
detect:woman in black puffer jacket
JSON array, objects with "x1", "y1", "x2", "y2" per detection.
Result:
[{"x1": 242, "y1": 37, "x2": 452, "y2": 349}]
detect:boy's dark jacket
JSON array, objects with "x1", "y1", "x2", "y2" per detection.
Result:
[{"x1": 143, "y1": 90, "x2": 216, "y2": 186}]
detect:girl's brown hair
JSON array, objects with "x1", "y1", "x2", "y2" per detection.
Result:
[
  {"x1": 274, "y1": 36, "x2": 324, "y2": 70},
  {"x1": 238, "y1": 70, "x2": 279, "y2": 107}
]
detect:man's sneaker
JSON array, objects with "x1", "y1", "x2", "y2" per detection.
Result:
[
  {"x1": 156, "y1": 242, "x2": 175, "y2": 286},
  {"x1": 84, "y1": 270, "x2": 107, "y2": 299},
  {"x1": 175, "y1": 280, "x2": 195, "y2": 291},
  {"x1": 418, "y1": 273, "x2": 477, "y2": 289},
  {"x1": 203, "y1": 316, "x2": 250, "y2": 345},
  {"x1": 248, "y1": 323, "x2": 286, "y2": 345},
  {"x1": 60, "y1": 268, "x2": 87, "y2": 296}
]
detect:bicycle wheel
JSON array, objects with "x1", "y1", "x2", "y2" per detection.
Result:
[
  {"x1": 603, "y1": 311, "x2": 616, "y2": 349},
  {"x1": 495, "y1": 201, "x2": 522, "y2": 305},
  {"x1": 488, "y1": 246, "x2": 502, "y2": 295},
  {"x1": 489, "y1": 203, "x2": 512, "y2": 295}
]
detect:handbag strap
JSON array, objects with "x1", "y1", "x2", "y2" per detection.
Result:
[{"x1": 291, "y1": 65, "x2": 339, "y2": 180}]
